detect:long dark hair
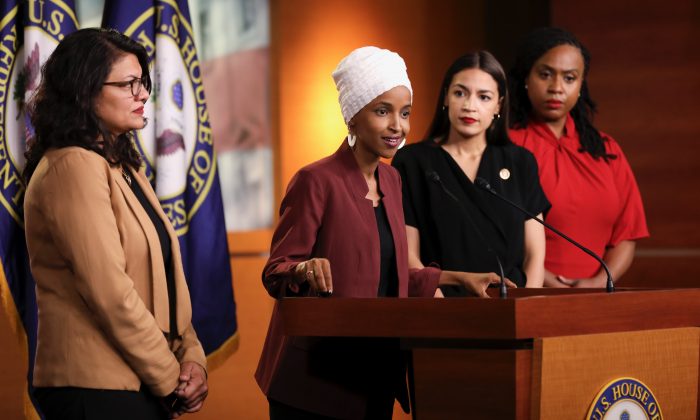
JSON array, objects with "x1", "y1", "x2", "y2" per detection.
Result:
[
  {"x1": 24, "y1": 28, "x2": 151, "y2": 182},
  {"x1": 425, "y1": 51, "x2": 511, "y2": 146},
  {"x1": 508, "y1": 27, "x2": 615, "y2": 160}
]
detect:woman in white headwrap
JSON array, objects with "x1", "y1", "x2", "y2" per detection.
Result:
[{"x1": 255, "y1": 46, "x2": 514, "y2": 419}]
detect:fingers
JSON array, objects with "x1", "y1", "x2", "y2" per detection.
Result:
[
  {"x1": 476, "y1": 287, "x2": 490, "y2": 298},
  {"x1": 181, "y1": 398, "x2": 206, "y2": 413},
  {"x1": 178, "y1": 375, "x2": 207, "y2": 401},
  {"x1": 185, "y1": 401, "x2": 204, "y2": 413},
  {"x1": 550, "y1": 280, "x2": 570, "y2": 288},
  {"x1": 556, "y1": 275, "x2": 576, "y2": 287},
  {"x1": 177, "y1": 379, "x2": 206, "y2": 403},
  {"x1": 486, "y1": 273, "x2": 510, "y2": 285},
  {"x1": 487, "y1": 273, "x2": 501, "y2": 284},
  {"x1": 301, "y1": 258, "x2": 333, "y2": 295},
  {"x1": 175, "y1": 363, "x2": 208, "y2": 412},
  {"x1": 178, "y1": 363, "x2": 193, "y2": 382},
  {"x1": 319, "y1": 259, "x2": 333, "y2": 294}
]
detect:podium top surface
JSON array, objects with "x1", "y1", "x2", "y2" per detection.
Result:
[{"x1": 278, "y1": 288, "x2": 700, "y2": 340}]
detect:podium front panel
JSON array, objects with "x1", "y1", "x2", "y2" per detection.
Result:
[{"x1": 531, "y1": 327, "x2": 699, "y2": 419}]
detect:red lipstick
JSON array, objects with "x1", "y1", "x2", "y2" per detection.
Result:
[{"x1": 545, "y1": 100, "x2": 563, "y2": 110}]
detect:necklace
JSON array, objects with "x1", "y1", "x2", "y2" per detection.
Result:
[{"x1": 122, "y1": 168, "x2": 132, "y2": 186}]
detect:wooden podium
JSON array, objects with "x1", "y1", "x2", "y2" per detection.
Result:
[{"x1": 278, "y1": 288, "x2": 700, "y2": 419}]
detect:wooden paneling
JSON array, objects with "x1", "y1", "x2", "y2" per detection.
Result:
[
  {"x1": 279, "y1": 289, "x2": 700, "y2": 419},
  {"x1": 412, "y1": 348, "x2": 532, "y2": 419},
  {"x1": 279, "y1": 289, "x2": 700, "y2": 340},
  {"x1": 532, "y1": 328, "x2": 699, "y2": 419},
  {"x1": 551, "y1": 1, "x2": 700, "y2": 285},
  {"x1": 621, "y1": 254, "x2": 700, "y2": 288}
]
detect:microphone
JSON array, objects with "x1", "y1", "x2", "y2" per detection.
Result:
[
  {"x1": 426, "y1": 171, "x2": 508, "y2": 298},
  {"x1": 474, "y1": 177, "x2": 614, "y2": 293}
]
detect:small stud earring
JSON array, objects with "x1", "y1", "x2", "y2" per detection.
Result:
[
  {"x1": 494, "y1": 113, "x2": 501, "y2": 120},
  {"x1": 525, "y1": 84, "x2": 528, "y2": 90}
]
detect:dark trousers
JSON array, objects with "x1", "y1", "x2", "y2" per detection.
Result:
[{"x1": 34, "y1": 386, "x2": 168, "y2": 420}]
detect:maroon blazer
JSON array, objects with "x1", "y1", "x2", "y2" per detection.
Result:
[{"x1": 255, "y1": 142, "x2": 440, "y2": 418}]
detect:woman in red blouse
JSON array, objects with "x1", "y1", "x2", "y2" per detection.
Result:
[{"x1": 508, "y1": 27, "x2": 649, "y2": 288}]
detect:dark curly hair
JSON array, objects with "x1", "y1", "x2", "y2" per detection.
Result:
[
  {"x1": 508, "y1": 27, "x2": 615, "y2": 160},
  {"x1": 425, "y1": 51, "x2": 511, "y2": 147},
  {"x1": 23, "y1": 28, "x2": 151, "y2": 182}
]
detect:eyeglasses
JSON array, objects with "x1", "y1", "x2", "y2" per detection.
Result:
[{"x1": 103, "y1": 76, "x2": 150, "y2": 96}]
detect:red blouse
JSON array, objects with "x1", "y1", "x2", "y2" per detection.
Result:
[{"x1": 509, "y1": 115, "x2": 649, "y2": 278}]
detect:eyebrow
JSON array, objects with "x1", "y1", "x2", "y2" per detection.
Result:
[
  {"x1": 537, "y1": 64, "x2": 580, "y2": 73},
  {"x1": 375, "y1": 101, "x2": 411, "y2": 108},
  {"x1": 453, "y1": 83, "x2": 495, "y2": 95}
]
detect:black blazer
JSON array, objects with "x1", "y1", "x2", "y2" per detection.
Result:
[{"x1": 392, "y1": 140, "x2": 550, "y2": 289}]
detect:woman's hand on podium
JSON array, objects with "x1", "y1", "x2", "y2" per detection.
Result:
[
  {"x1": 559, "y1": 273, "x2": 608, "y2": 288},
  {"x1": 438, "y1": 271, "x2": 516, "y2": 297},
  {"x1": 294, "y1": 258, "x2": 333, "y2": 296},
  {"x1": 543, "y1": 269, "x2": 572, "y2": 288}
]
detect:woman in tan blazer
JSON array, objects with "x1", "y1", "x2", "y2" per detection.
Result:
[{"x1": 23, "y1": 28, "x2": 207, "y2": 419}]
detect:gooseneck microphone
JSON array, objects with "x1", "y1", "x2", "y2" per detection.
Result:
[
  {"x1": 475, "y1": 177, "x2": 614, "y2": 293},
  {"x1": 426, "y1": 171, "x2": 508, "y2": 298}
]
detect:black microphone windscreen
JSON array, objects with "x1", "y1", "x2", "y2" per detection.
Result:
[
  {"x1": 475, "y1": 177, "x2": 490, "y2": 190},
  {"x1": 426, "y1": 171, "x2": 440, "y2": 182}
]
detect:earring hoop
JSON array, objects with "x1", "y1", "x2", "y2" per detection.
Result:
[
  {"x1": 398, "y1": 138, "x2": 406, "y2": 149},
  {"x1": 347, "y1": 134, "x2": 356, "y2": 147}
]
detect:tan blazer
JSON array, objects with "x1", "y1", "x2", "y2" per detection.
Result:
[{"x1": 24, "y1": 147, "x2": 206, "y2": 397}]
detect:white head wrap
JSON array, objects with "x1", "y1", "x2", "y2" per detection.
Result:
[{"x1": 332, "y1": 46, "x2": 412, "y2": 124}]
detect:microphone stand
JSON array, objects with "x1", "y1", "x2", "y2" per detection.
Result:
[
  {"x1": 427, "y1": 171, "x2": 509, "y2": 298},
  {"x1": 475, "y1": 178, "x2": 614, "y2": 293}
]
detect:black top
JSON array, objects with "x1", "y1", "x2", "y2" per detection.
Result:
[
  {"x1": 392, "y1": 140, "x2": 550, "y2": 290},
  {"x1": 374, "y1": 200, "x2": 398, "y2": 297},
  {"x1": 126, "y1": 172, "x2": 178, "y2": 339}
]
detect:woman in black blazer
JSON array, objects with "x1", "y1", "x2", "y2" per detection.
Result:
[{"x1": 392, "y1": 51, "x2": 550, "y2": 293}]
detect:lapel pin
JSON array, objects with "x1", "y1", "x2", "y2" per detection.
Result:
[{"x1": 499, "y1": 168, "x2": 510, "y2": 180}]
